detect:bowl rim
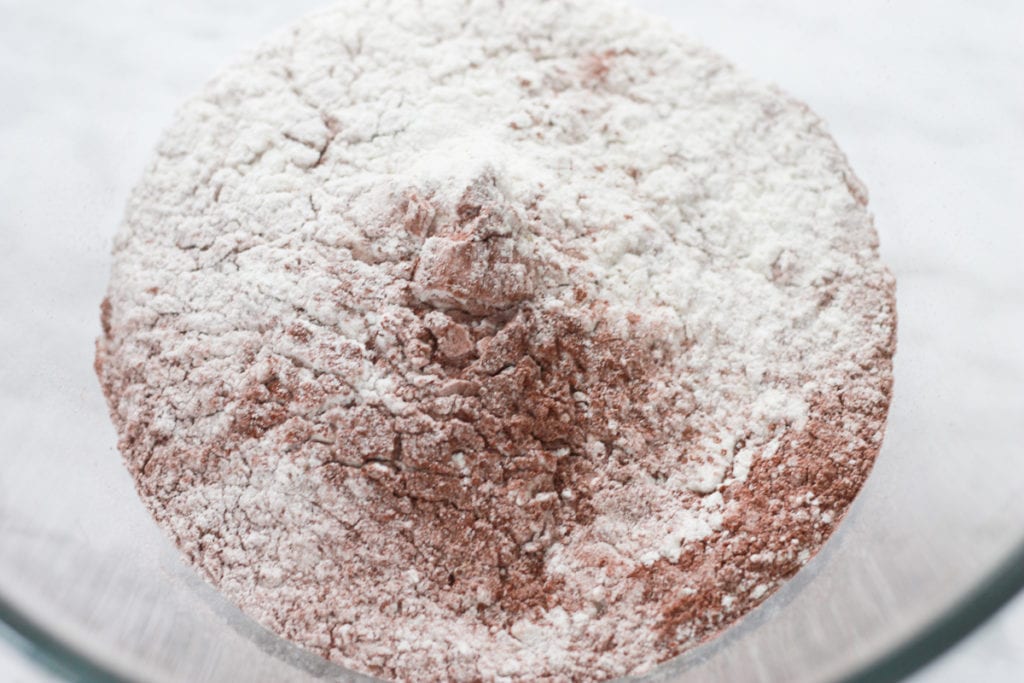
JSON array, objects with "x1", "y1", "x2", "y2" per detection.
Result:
[{"x1": 1, "y1": 541, "x2": 1023, "y2": 682}]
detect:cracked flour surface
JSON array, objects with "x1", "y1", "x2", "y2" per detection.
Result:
[{"x1": 94, "y1": 1, "x2": 896, "y2": 680}]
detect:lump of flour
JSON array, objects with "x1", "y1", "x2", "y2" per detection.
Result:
[{"x1": 95, "y1": 0, "x2": 896, "y2": 680}]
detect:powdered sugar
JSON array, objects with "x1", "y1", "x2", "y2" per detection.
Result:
[{"x1": 95, "y1": 0, "x2": 895, "y2": 680}]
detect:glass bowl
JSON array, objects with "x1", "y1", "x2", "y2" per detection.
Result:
[{"x1": 1, "y1": 0, "x2": 1021, "y2": 681}]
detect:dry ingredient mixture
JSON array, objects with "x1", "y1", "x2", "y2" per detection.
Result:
[{"x1": 95, "y1": 0, "x2": 896, "y2": 680}]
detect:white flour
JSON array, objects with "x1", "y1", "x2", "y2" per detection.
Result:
[{"x1": 95, "y1": 0, "x2": 896, "y2": 680}]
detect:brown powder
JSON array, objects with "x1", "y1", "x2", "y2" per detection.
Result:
[
  {"x1": 94, "y1": 1, "x2": 897, "y2": 679},
  {"x1": 96, "y1": 165, "x2": 894, "y2": 679}
]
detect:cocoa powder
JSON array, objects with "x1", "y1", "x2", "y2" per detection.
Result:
[{"x1": 95, "y1": 1, "x2": 897, "y2": 680}]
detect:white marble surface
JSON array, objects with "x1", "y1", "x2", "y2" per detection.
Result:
[
  {"x1": 910, "y1": 593, "x2": 1024, "y2": 683},
  {"x1": 1, "y1": 0, "x2": 1021, "y2": 681},
  {"x1": 1, "y1": 640, "x2": 59, "y2": 683}
]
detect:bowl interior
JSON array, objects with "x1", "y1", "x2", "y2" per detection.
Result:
[{"x1": 1, "y1": 1, "x2": 1022, "y2": 681}]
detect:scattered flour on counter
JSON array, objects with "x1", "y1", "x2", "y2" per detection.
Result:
[{"x1": 95, "y1": 0, "x2": 896, "y2": 680}]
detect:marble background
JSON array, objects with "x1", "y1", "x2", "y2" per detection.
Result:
[{"x1": 1, "y1": 0, "x2": 1021, "y2": 681}]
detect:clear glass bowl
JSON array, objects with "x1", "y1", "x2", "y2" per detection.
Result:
[{"x1": 1, "y1": 1, "x2": 1021, "y2": 681}]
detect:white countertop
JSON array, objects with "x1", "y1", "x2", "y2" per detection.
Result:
[
  {"x1": 1, "y1": 0, "x2": 1020, "y2": 681},
  {"x1": 910, "y1": 593, "x2": 1024, "y2": 683}
]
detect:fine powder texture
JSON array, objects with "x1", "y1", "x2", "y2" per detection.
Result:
[{"x1": 95, "y1": 1, "x2": 896, "y2": 680}]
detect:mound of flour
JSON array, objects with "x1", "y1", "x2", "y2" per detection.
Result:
[{"x1": 95, "y1": 0, "x2": 896, "y2": 680}]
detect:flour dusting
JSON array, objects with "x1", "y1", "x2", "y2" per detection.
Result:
[{"x1": 95, "y1": 0, "x2": 896, "y2": 680}]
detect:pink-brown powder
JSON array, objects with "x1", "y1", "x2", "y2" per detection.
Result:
[{"x1": 95, "y1": 1, "x2": 897, "y2": 680}]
